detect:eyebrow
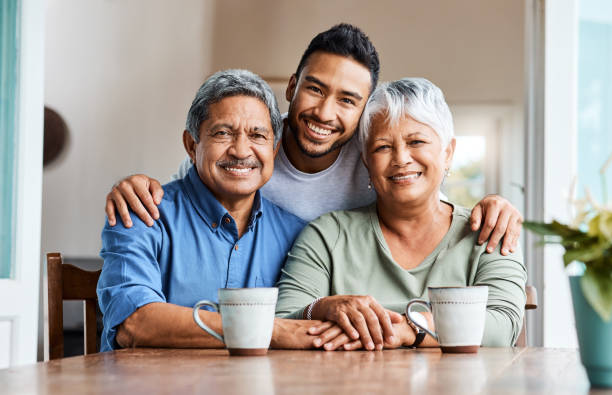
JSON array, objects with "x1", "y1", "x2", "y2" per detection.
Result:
[
  {"x1": 373, "y1": 132, "x2": 425, "y2": 142},
  {"x1": 209, "y1": 123, "x2": 270, "y2": 133},
  {"x1": 252, "y1": 126, "x2": 271, "y2": 134},
  {"x1": 304, "y1": 75, "x2": 364, "y2": 101}
]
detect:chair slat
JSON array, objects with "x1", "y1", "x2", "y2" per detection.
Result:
[{"x1": 47, "y1": 252, "x2": 101, "y2": 359}]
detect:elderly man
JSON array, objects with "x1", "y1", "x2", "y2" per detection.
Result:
[{"x1": 97, "y1": 70, "x2": 326, "y2": 351}]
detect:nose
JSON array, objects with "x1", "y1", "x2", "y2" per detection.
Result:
[
  {"x1": 391, "y1": 145, "x2": 413, "y2": 166},
  {"x1": 228, "y1": 132, "x2": 252, "y2": 159},
  {"x1": 312, "y1": 96, "x2": 336, "y2": 123}
]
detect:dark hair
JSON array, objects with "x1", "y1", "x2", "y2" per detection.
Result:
[{"x1": 295, "y1": 23, "x2": 380, "y2": 93}]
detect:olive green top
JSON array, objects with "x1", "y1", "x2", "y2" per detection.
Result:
[{"x1": 275, "y1": 203, "x2": 527, "y2": 346}]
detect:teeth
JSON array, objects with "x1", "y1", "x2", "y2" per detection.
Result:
[
  {"x1": 308, "y1": 122, "x2": 332, "y2": 136},
  {"x1": 224, "y1": 167, "x2": 252, "y2": 174},
  {"x1": 391, "y1": 172, "x2": 421, "y2": 180}
]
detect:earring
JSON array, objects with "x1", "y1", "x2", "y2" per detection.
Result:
[
  {"x1": 444, "y1": 169, "x2": 451, "y2": 177},
  {"x1": 367, "y1": 179, "x2": 372, "y2": 190}
]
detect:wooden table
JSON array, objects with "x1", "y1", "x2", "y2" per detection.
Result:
[{"x1": 0, "y1": 348, "x2": 609, "y2": 394}]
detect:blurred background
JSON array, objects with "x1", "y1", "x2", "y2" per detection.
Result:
[{"x1": 1, "y1": 0, "x2": 611, "y2": 366}]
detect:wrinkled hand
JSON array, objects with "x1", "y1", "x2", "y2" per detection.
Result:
[
  {"x1": 470, "y1": 194, "x2": 523, "y2": 255},
  {"x1": 271, "y1": 318, "x2": 335, "y2": 349},
  {"x1": 308, "y1": 315, "x2": 414, "y2": 351},
  {"x1": 312, "y1": 296, "x2": 403, "y2": 351},
  {"x1": 105, "y1": 174, "x2": 164, "y2": 227}
]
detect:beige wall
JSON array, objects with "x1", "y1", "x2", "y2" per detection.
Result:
[
  {"x1": 209, "y1": 0, "x2": 524, "y2": 103},
  {"x1": 41, "y1": 0, "x2": 524, "y2": 258}
]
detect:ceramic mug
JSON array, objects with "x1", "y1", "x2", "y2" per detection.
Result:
[
  {"x1": 192, "y1": 287, "x2": 278, "y2": 356},
  {"x1": 406, "y1": 286, "x2": 488, "y2": 353}
]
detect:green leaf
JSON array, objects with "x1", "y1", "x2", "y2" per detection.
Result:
[
  {"x1": 523, "y1": 221, "x2": 564, "y2": 236},
  {"x1": 563, "y1": 244, "x2": 606, "y2": 266},
  {"x1": 580, "y1": 268, "x2": 612, "y2": 322},
  {"x1": 551, "y1": 221, "x2": 588, "y2": 238}
]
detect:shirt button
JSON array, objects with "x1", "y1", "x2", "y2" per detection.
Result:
[
  {"x1": 211, "y1": 222, "x2": 217, "y2": 228},
  {"x1": 234, "y1": 244, "x2": 238, "y2": 251},
  {"x1": 225, "y1": 217, "x2": 231, "y2": 224}
]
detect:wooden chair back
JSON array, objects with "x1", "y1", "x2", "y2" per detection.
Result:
[
  {"x1": 47, "y1": 252, "x2": 101, "y2": 359},
  {"x1": 515, "y1": 285, "x2": 538, "y2": 347}
]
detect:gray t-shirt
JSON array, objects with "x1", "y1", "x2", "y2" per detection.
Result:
[{"x1": 173, "y1": 134, "x2": 376, "y2": 222}]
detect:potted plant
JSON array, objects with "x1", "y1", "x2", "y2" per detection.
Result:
[{"x1": 523, "y1": 155, "x2": 612, "y2": 388}]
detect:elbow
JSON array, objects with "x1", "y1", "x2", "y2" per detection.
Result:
[{"x1": 115, "y1": 307, "x2": 149, "y2": 348}]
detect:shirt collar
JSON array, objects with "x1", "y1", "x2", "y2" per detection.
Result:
[{"x1": 183, "y1": 165, "x2": 264, "y2": 232}]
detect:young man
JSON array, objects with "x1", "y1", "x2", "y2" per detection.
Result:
[{"x1": 105, "y1": 24, "x2": 523, "y2": 256}]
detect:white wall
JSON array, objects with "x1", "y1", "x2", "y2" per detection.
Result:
[
  {"x1": 42, "y1": 0, "x2": 216, "y2": 257},
  {"x1": 542, "y1": 0, "x2": 579, "y2": 348}
]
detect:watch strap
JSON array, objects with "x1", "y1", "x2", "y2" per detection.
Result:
[{"x1": 406, "y1": 317, "x2": 426, "y2": 348}]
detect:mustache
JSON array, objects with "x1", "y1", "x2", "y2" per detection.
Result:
[{"x1": 216, "y1": 158, "x2": 262, "y2": 168}]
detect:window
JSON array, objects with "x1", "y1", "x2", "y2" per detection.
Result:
[
  {"x1": 0, "y1": 0, "x2": 20, "y2": 279},
  {"x1": 578, "y1": 0, "x2": 612, "y2": 201}
]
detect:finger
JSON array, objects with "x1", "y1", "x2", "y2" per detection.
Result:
[
  {"x1": 371, "y1": 304, "x2": 395, "y2": 343},
  {"x1": 110, "y1": 189, "x2": 133, "y2": 228},
  {"x1": 343, "y1": 339, "x2": 363, "y2": 351},
  {"x1": 117, "y1": 182, "x2": 154, "y2": 227},
  {"x1": 486, "y1": 209, "x2": 511, "y2": 253},
  {"x1": 313, "y1": 326, "x2": 343, "y2": 348},
  {"x1": 361, "y1": 307, "x2": 384, "y2": 348},
  {"x1": 470, "y1": 204, "x2": 483, "y2": 231},
  {"x1": 323, "y1": 333, "x2": 351, "y2": 351},
  {"x1": 511, "y1": 214, "x2": 523, "y2": 252},
  {"x1": 478, "y1": 204, "x2": 501, "y2": 246},
  {"x1": 308, "y1": 321, "x2": 334, "y2": 335},
  {"x1": 387, "y1": 310, "x2": 404, "y2": 324},
  {"x1": 105, "y1": 195, "x2": 117, "y2": 226},
  {"x1": 503, "y1": 214, "x2": 522, "y2": 254},
  {"x1": 349, "y1": 312, "x2": 375, "y2": 350},
  {"x1": 135, "y1": 183, "x2": 160, "y2": 221},
  {"x1": 150, "y1": 179, "x2": 165, "y2": 206},
  {"x1": 336, "y1": 312, "x2": 359, "y2": 340}
]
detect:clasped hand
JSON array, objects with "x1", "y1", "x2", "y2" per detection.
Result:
[{"x1": 308, "y1": 295, "x2": 412, "y2": 351}]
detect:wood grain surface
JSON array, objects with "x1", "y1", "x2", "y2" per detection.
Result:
[{"x1": 0, "y1": 348, "x2": 606, "y2": 394}]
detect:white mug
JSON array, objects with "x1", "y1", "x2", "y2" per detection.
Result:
[
  {"x1": 406, "y1": 286, "x2": 488, "y2": 353},
  {"x1": 192, "y1": 288, "x2": 278, "y2": 356}
]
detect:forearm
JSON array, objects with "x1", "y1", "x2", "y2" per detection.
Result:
[
  {"x1": 117, "y1": 302, "x2": 224, "y2": 348},
  {"x1": 482, "y1": 308, "x2": 522, "y2": 346}
]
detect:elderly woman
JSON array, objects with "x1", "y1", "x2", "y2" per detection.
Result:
[{"x1": 275, "y1": 78, "x2": 527, "y2": 351}]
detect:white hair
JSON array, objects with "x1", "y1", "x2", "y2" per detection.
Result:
[{"x1": 358, "y1": 77, "x2": 454, "y2": 154}]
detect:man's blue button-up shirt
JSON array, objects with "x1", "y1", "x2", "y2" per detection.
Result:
[{"x1": 97, "y1": 166, "x2": 306, "y2": 351}]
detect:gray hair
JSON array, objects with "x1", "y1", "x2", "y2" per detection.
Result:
[
  {"x1": 186, "y1": 69, "x2": 282, "y2": 145},
  {"x1": 358, "y1": 77, "x2": 454, "y2": 153}
]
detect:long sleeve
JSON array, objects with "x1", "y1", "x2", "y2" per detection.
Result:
[
  {"x1": 474, "y1": 244, "x2": 527, "y2": 346},
  {"x1": 275, "y1": 215, "x2": 339, "y2": 319},
  {"x1": 97, "y1": 218, "x2": 166, "y2": 351}
]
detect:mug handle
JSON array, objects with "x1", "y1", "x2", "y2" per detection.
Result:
[
  {"x1": 405, "y1": 299, "x2": 438, "y2": 341},
  {"x1": 193, "y1": 300, "x2": 224, "y2": 343}
]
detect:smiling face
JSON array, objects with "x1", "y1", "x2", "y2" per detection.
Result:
[
  {"x1": 183, "y1": 95, "x2": 275, "y2": 207},
  {"x1": 364, "y1": 113, "x2": 455, "y2": 207},
  {"x1": 285, "y1": 51, "x2": 372, "y2": 160}
]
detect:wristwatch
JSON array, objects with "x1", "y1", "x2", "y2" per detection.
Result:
[{"x1": 406, "y1": 312, "x2": 428, "y2": 348}]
